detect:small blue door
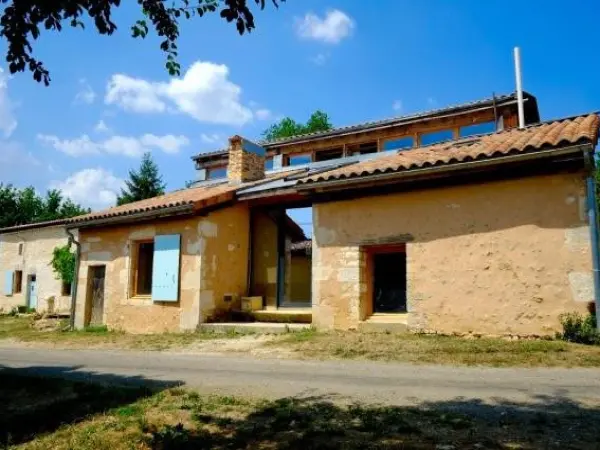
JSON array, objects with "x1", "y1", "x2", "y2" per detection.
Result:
[
  {"x1": 28, "y1": 275, "x2": 37, "y2": 309},
  {"x1": 151, "y1": 234, "x2": 181, "y2": 302}
]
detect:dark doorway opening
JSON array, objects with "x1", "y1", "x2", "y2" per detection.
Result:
[{"x1": 373, "y1": 250, "x2": 407, "y2": 313}]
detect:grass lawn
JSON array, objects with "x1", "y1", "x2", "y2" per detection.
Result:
[
  {"x1": 3, "y1": 315, "x2": 600, "y2": 367},
  {"x1": 2, "y1": 371, "x2": 599, "y2": 449},
  {"x1": 0, "y1": 315, "x2": 233, "y2": 351},
  {"x1": 270, "y1": 329, "x2": 600, "y2": 367}
]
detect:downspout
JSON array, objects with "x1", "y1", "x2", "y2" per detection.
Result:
[
  {"x1": 66, "y1": 228, "x2": 81, "y2": 330},
  {"x1": 584, "y1": 149, "x2": 600, "y2": 328}
]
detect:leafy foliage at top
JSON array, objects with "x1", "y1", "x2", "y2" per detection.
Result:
[
  {"x1": 0, "y1": 184, "x2": 90, "y2": 228},
  {"x1": 50, "y1": 245, "x2": 76, "y2": 284},
  {"x1": 0, "y1": 0, "x2": 283, "y2": 85},
  {"x1": 262, "y1": 110, "x2": 333, "y2": 142},
  {"x1": 117, "y1": 152, "x2": 166, "y2": 206}
]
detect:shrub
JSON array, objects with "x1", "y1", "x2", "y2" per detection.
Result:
[{"x1": 559, "y1": 312, "x2": 599, "y2": 345}]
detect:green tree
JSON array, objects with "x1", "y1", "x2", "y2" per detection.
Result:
[
  {"x1": 0, "y1": 184, "x2": 19, "y2": 228},
  {"x1": 0, "y1": 183, "x2": 89, "y2": 228},
  {"x1": 117, "y1": 152, "x2": 166, "y2": 206},
  {"x1": 263, "y1": 110, "x2": 333, "y2": 141},
  {"x1": 0, "y1": 0, "x2": 284, "y2": 85},
  {"x1": 50, "y1": 245, "x2": 76, "y2": 284}
]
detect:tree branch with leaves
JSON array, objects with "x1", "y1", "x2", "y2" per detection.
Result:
[{"x1": 0, "y1": 0, "x2": 284, "y2": 85}]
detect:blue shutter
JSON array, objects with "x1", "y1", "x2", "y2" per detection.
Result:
[
  {"x1": 4, "y1": 270, "x2": 14, "y2": 296},
  {"x1": 151, "y1": 234, "x2": 181, "y2": 302}
]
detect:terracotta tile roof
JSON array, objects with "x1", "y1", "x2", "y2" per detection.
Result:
[
  {"x1": 67, "y1": 171, "x2": 303, "y2": 226},
  {"x1": 298, "y1": 114, "x2": 600, "y2": 185},
  {"x1": 67, "y1": 183, "x2": 235, "y2": 225}
]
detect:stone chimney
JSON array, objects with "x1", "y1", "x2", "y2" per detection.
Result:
[{"x1": 227, "y1": 135, "x2": 266, "y2": 183}]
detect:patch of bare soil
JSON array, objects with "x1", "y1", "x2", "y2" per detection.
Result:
[{"x1": 174, "y1": 334, "x2": 294, "y2": 358}]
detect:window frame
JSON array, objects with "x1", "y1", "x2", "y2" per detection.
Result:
[
  {"x1": 418, "y1": 129, "x2": 454, "y2": 146},
  {"x1": 287, "y1": 152, "x2": 313, "y2": 166},
  {"x1": 207, "y1": 166, "x2": 228, "y2": 180},
  {"x1": 130, "y1": 239, "x2": 155, "y2": 298}
]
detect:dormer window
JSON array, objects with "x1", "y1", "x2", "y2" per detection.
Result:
[
  {"x1": 288, "y1": 153, "x2": 312, "y2": 166},
  {"x1": 207, "y1": 167, "x2": 227, "y2": 180},
  {"x1": 383, "y1": 136, "x2": 414, "y2": 152},
  {"x1": 419, "y1": 129, "x2": 453, "y2": 146},
  {"x1": 460, "y1": 121, "x2": 496, "y2": 138}
]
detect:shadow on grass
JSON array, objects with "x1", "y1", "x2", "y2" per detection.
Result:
[
  {"x1": 144, "y1": 392, "x2": 600, "y2": 449},
  {"x1": 0, "y1": 365, "x2": 181, "y2": 447},
  {"x1": 2, "y1": 366, "x2": 600, "y2": 449}
]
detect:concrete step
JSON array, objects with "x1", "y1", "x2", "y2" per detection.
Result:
[{"x1": 251, "y1": 309, "x2": 312, "y2": 324}]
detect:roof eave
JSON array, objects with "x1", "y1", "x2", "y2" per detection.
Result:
[
  {"x1": 296, "y1": 143, "x2": 592, "y2": 193},
  {"x1": 67, "y1": 204, "x2": 195, "y2": 229}
]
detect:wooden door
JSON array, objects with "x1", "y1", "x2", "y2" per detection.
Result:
[{"x1": 88, "y1": 266, "x2": 106, "y2": 326}]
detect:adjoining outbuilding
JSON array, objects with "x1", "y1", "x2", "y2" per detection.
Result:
[{"x1": 0, "y1": 220, "x2": 75, "y2": 314}]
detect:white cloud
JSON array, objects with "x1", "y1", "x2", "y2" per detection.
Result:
[
  {"x1": 140, "y1": 134, "x2": 190, "y2": 154},
  {"x1": 105, "y1": 74, "x2": 166, "y2": 113},
  {"x1": 74, "y1": 78, "x2": 96, "y2": 105},
  {"x1": 295, "y1": 9, "x2": 354, "y2": 44},
  {"x1": 37, "y1": 132, "x2": 190, "y2": 157},
  {"x1": 37, "y1": 134, "x2": 100, "y2": 157},
  {"x1": 0, "y1": 68, "x2": 17, "y2": 137},
  {"x1": 255, "y1": 108, "x2": 273, "y2": 121},
  {"x1": 105, "y1": 61, "x2": 254, "y2": 126},
  {"x1": 50, "y1": 168, "x2": 125, "y2": 210},
  {"x1": 200, "y1": 133, "x2": 223, "y2": 145},
  {"x1": 94, "y1": 119, "x2": 111, "y2": 133},
  {"x1": 311, "y1": 53, "x2": 329, "y2": 65},
  {"x1": 392, "y1": 100, "x2": 403, "y2": 112}
]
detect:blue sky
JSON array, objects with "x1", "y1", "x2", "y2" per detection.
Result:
[{"x1": 1, "y1": 0, "x2": 599, "y2": 211}]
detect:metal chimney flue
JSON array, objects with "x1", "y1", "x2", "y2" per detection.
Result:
[{"x1": 514, "y1": 47, "x2": 525, "y2": 129}]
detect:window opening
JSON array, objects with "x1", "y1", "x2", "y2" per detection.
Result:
[{"x1": 420, "y1": 129, "x2": 453, "y2": 146}]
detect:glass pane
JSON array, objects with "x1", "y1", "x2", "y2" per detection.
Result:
[
  {"x1": 460, "y1": 121, "x2": 496, "y2": 137},
  {"x1": 208, "y1": 167, "x2": 227, "y2": 179},
  {"x1": 383, "y1": 136, "x2": 414, "y2": 151},
  {"x1": 420, "y1": 129, "x2": 453, "y2": 146},
  {"x1": 289, "y1": 154, "x2": 312, "y2": 166},
  {"x1": 137, "y1": 242, "x2": 154, "y2": 295}
]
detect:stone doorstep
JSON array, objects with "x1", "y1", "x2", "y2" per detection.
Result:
[
  {"x1": 358, "y1": 313, "x2": 409, "y2": 333},
  {"x1": 198, "y1": 322, "x2": 311, "y2": 334}
]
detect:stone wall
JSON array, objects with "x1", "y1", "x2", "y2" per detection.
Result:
[
  {"x1": 0, "y1": 226, "x2": 74, "y2": 313},
  {"x1": 312, "y1": 172, "x2": 594, "y2": 335},
  {"x1": 74, "y1": 204, "x2": 250, "y2": 333},
  {"x1": 228, "y1": 136, "x2": 265, "y2": 183}
]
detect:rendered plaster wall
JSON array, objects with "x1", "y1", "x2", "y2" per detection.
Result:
[
  {"x1": 74, "y1": 204, "x2": 249, "y2": 333},
  {"x1": 289, "y1": 254, "x2": 312, "y2": 303},
  {"x1": 312, "y1": 173, "x2": 594, "y2": 335},
  {"x1": 0, "y1": 226, "x2": 73, "y2": 313},
  {"x1": 250, "y1": 212, "x2": 278, "y2": 309}
]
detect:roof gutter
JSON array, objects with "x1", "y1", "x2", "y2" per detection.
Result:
[
  {"x1": 297, "y1": 144, "x2": 590, "y2": 193},
  {"x1": 66, "y1": 204, "x2": 195, "y2": 230}
]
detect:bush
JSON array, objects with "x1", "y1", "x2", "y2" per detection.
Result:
[{"x1": 559, "y1": 312, "x2": 599, "y2": 345}]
